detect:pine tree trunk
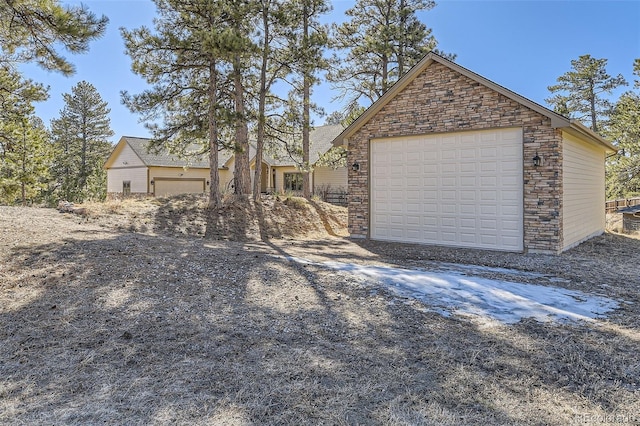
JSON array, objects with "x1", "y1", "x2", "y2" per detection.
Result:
[
  {"x1": 232, "y1": 54, "x2": 251, "y2": 196},
  {"x1": 208, "y1": 58, "x2": 221, "y2": 208},
  {"x1": 21, "y1": 124, "x2": 26, "y2": 206},
  {"x1": 398, "y1": 0, "x2": 406, "y2": 77},
  {"x1": 590, "y1": 81, "x2": 598, "y2": 132},
  {"x1": 253, "y1": 3, "x2": 269, "y2": 202},
  {"x1": 302, "y1": 5, "x2": 311, "y2": 199}
]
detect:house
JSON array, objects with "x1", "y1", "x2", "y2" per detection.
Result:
[
  {"x1": 104, "y1": 136, "x2": 223, "y2": 198},
  {"x1": 221, "y1": 124, "x2": 346, "y2": 195},
  {"x1": 333, "y1": 52, "x2": 616, "y2": 254},
  {"x1": 105, "y1": 125, "x2": 346, "y2": 199}
]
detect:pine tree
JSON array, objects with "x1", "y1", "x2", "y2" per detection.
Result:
[
  {"x1": 0, "y1": 0, "x2": 107, "y2": 74},
  {"x1": 122, "y1": 0, "x2": 258, "y2": 206},
  {"x1": 0, "y1": 67, "x2": 51, "y2": 205},
  {"x1": 546, "y1": 54, "x2": 627, "y2": 133},
  {"x1": 606, "y1": 61, "x2": 640, "y2": 198},
  {"x1": 252, "y1": 0, "x2": 293, "y2": 201},
  {"x1": 328, "y1": 0, "x2": 452, "y2": 106},
  {"x1": 281, "y1": 0, "x2": 330, "y2": 199},
  {"x1": 50, "y1": 81, "x2": 113, "y2": 202}
]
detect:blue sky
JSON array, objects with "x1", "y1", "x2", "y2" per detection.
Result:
[{"x1": 20, "y1": 0, "x2": 640, "y2": 144}]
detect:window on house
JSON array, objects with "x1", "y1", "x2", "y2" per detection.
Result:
[
  {"x1": 123, "y1": 181, "x2": 131, "y2": 196},
  {"x1": 283, "y1": 173, "x2": 303, "y2": 191}
]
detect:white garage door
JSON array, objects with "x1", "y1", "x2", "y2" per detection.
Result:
[
  {"x1": 371, "y1": 128, "x2": 523, "y2": 251},
  {"x1": 155, "y1": 179, "x2": 205, "y2": 197}
]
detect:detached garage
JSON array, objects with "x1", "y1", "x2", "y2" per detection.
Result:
[{"x1": 334, "y1": 53, "x2": 616, "y2": 254}]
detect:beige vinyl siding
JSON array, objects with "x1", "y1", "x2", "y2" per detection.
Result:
[
  {"x1": 220, "y1": 158, "x2": 260, "y2": 192},
  {"x1": 219, "y1": 168, "x2": 233, "y2": 192},
  {"x1": 107, "y1": 167, "x2": 148, "y2": 193},
  {"x1": 562, "y1": 132, "x2": 606, "y2": 251},
  {"x1": 106, "y1": 141, "x2": 149, "y2": 194},
  {"x1": 274, "y1": 166, "x2": 309, "y2": 193},
  {"x1": 113, "y1": 143, "x2": 146, "y2": 167},
  {"x1": 313, "y1": 166, "x2": 347, "y2": 191}
]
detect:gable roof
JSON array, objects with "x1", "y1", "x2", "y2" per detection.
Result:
[
  {"x1": 106, "y1": 125, "x2": 345, "y2": 171},
  {"x1": 105, "y1": 136, "x2": 233, "y2": 169},
  {"x1": 333, "y1": 52, "x2": 616, "y2": 153}
]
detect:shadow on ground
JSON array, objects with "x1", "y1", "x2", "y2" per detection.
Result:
[{"x1": 1, "y1": 218, "x2": 639, "y2": 424}]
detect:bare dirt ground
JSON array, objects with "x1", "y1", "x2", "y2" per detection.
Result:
[{"x1": 1, "y1": 197, "x2": 639, "y2": 425}]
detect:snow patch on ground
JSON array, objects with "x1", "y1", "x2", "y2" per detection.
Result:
[{"x1": 284, "y1": 256, "x2": 618, "y2": 324}]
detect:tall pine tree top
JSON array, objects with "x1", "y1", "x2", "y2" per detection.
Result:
[
  {"x1": 546, "y1": 54, "x2": 627, "y2": 133},
  {"x1": 50, "y1": 81, "x2": 113, "y2": 202},
  {"x1": 328, "y1": 0, "x2": 452, "y2": 106}
]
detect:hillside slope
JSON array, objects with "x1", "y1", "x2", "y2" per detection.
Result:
[{"x1": 80, "y1": 194, "x2": 348, "y2": 240}]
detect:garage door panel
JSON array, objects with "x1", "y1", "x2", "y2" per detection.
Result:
[
  {"x1": 460, "y1": 204, "x2": 476, "y2": 214},
  {"x1": 501, "y1": 220, "x2": 521, "y2": 231},
  {"x1": 155, "y1": 179, "x2": 205, "y2": 197},
  {"x1": 441, "y1": 163, "x2": 457, "y2": 173},
  {"x1": 460, "y1": 191, "x2": 476, "y2": 201},
  {"x1": 480, "y1": 191, "x2": 497, "y2": 201},
  {"x1": 501, "y1": 162, "x2": 520, "y2": 173},
  {"x1": 424, "y1": 151, "x2": 438, "y2": 161},
  {"x1": 480, "y1": 235, "x2": 498, "y2": 245},
  {"x1": 441, "y1": 232, "x2": 456, "y2": 243},
  {"x1": 460, "y1": 148, "x2": 476, "y2": 159},
  {"x1": 371, "y1": 128, "x2": 523, "y2": 251},
  {"x1": 480, "y1": 147, "x2": 497, "y2": 157},
  {"x1": 460, "y1": 176, "x2": 476, "y2": 186},
  {"x1": 501, "y1": 206, "x2": 520, "y2": 216},
  {"x1": 460, "y1": 164, "x2": 478, "y2": 175},
  {"x1": 480, "y1": 164, "x2": 498, "y2": 174},
  {"x1": 441, "y1": 204, "x2": 456, "y2": 214},
  {"x1": 480, "y1": 205, "x2": 497, "y2": 215},
  {"x1": 406, "y1": 201, "x2": 421, "y2": 212},
  {"x1": 460, "y1": 233, "x2": 477, "y2": 243},
  {"x1": 460, "y1": 218, "x2": 477, "y2": 229}
]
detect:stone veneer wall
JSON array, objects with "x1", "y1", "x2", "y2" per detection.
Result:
[{"x1": 347, "y1": 62, "x2": 564, "y2": 253}]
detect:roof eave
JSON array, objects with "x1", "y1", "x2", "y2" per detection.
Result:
[{"x1": 563, "y1": 120, "x2": 617, "y2": 153}]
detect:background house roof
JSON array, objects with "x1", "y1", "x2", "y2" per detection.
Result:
[
  {"x1": 265, "y1": 124, "x2": 344, "y2": 167},
  {"x1": 106, "y1": 136, "x2": 235, "y2": 169},
  {"x1": 107, "y1": 125, "x2": 344, "y2": 171},
  {"x1": 123, "y1": 136, "x2": 223, "y2": 169}
]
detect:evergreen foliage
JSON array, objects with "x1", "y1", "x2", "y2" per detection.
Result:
[
  {"x1": 122, "y1": 0, "x2": 252, "y2": 205},
  {"x1": 0, "y1": 0, "x2": 107, "y2": 75},
  {"x1": 546, "y1": 54, "x2": 627, "y2": 133},
  {"x1": 50, "y1": 81, "x2": 113, "y2": 202},
  {"x1": 605, "y1": 61, "x2": 640, "y2": 198},
  {"x1": 0, "y1": 67, "x2": 50, "y2": 205},
  {"x1": 328, "y1": 0, "x2": 452, "y2": 106},
  {"x1": 283, "y1": 0, "x2": 330, "y2": 198}
]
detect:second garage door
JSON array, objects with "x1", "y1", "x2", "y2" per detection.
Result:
[
  {"x1": 154, "y1": 178, "x2": 205, "y2": 197},
  {"x1": 371, "y1": 128, "x2": 523, "y2": 251}
]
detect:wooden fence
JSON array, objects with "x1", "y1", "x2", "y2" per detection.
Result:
[{"x1": 606, "y1": 197, "x2": 640, "y2": 213}]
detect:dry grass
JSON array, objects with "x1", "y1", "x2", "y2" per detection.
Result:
[{"x1": 1, "y1": 200, "x2": 639, "y2": 425}]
